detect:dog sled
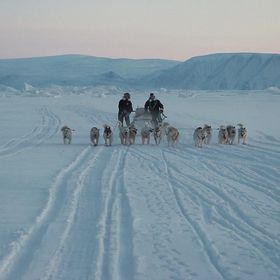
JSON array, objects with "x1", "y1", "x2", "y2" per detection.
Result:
[{"x1": 131, "y1": 107, "x2": 167, "y2": 130}]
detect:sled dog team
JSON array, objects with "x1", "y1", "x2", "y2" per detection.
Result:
[
  {"x1": 192, "y1": 123, "x2": 248, "y2": 148},
  {"x1": 61, "y1": 121, "x2": 179, "y2": 147},
  {"x1": 61, "y1": 123, "x2": 247, "y2": 147}
]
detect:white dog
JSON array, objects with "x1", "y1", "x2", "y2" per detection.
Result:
[
  {"x1": 218, "y1": 125, "x2": 228, "y2": 144},
  {"x1": 153, "y1": 125, "x2": 162, "y2": 145},
  {"x1": 226, "y1": 125, "x2": 236, "y2": 144},
  {"x1": 193, "y1": 127, "x2": 207, "y2": 148},
  {"x1": 141, "y1": 123, "x2": 153, "y2": 144},
  {"x1": 119, "y1": 126, "x2": 129, "y2": 145},
  {"x1": 165, "y1": 125, "x2": 179, "y2": 147},
  {"x1": 103, "y1": 124, "x2": 113, "y2": 146},
  {"x1": 128, "y1": 123, "x2": 137, "y2": 145},
  {"x1": 203, "y1": 124, "x2": 212, "y2": 144},
  {"x1": 90, "y1": 127, "x2": 100, "y2": 146},
  {"x1": 61, "y1": 125, "x2": 74, "y2": 144},
  {"x1": 161, "y1": 122, "x2": 170, "y2": 142},
  {"x1": 237, "y1": 123, "x2": 248, "y2": 144}
]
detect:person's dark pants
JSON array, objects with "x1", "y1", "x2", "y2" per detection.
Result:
[
  {"x1": 118, "y1": 111, "x2": 130, "y2": 127},
  {"x1": 150, "y1": 111, "x2": 160, "y2": 127}
]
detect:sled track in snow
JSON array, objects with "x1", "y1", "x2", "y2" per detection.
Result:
[
  {"x1": 0, "y1": 106, "x2": 60, "y2": 158},
  {"x1": 41, "y1": 146, "x2": 107, "y2": 280},
  {"x1": 162, "y1": 147, "x2": 280, "y2": 273},
  {"x1": 130, "y1": 144, "x2": 280, "y2": 279},
  {"x1": 0, "y1": 145, "x2": 94, "y2": 279},
  {"x1": 155, "y1": 148, "x2": 226, "y2": 280},
  {"x1": 131, "y1": 146, "x2": 212, "y2": 279},
  {"x1": 0, "y1": 143, "x2": 136, "y2": 280},
  {"x1": 94, "y1": 146, "x2": 135, "y2": 280}
]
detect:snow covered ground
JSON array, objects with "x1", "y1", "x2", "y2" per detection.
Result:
[{"x1": 0, "y1": 87, "x2": 279, "y2": 280}]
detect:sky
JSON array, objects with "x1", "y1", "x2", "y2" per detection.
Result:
[{"x1": 0, "y1": 0, "x2": 279, "y2": 61}]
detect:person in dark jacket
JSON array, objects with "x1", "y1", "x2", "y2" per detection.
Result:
[
  {"x1": 144, "y1": 93, "x2": 164, "y2": 127},
  {"x1": 118, "y1": 92, "x2": 133, "y2": 126}
]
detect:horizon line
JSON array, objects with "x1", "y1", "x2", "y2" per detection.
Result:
[{"x1": 0, "y1": 51, "x2": 279, "y2": 62}]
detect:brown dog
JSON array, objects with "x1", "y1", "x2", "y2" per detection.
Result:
[
  {"x1": 226, "y1": 125, "x2": 236, "y2": 144},
  {"x1": 90, "y1": 127, "x2": 100, "y2": 146},
  {"x1": 203, "y1": 124, "x2": 212, "y2": 144},
  {"x1": 141, "y1": 123, "x2": 153, "y2": 144},
  {"x1": 128, "y1": 124, "x2": 137, "y2": 145},
  {"x1": 165, "y1": 125, "x2": 179, "y2": 146},
  {"x1": 153, "y1": 125, "x2": 162, "y2": 145}
]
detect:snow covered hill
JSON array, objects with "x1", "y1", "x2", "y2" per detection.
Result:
[
  {"x1": 1, "y1": 53, "x2": 279, "y2": 91},
  {"x1": 143, "y1": 53, "x2": 280, "y2": 90},
  {"x1": 0, "y1": 87, "x2": 279, "y2": 280},
  {"x1": 0, "y1": 55, "x2": 180, "y2": 89}
]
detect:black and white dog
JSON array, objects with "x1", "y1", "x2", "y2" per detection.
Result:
[
  {"x1": 103, "y1": 124, "x2": 113, "y2": 146},
  {"x1": 237, "y1": 123, "x2": 248, "y2": 144},
  {"x1": 61, "y1": 126, "x2": 74, "y2": 144}
]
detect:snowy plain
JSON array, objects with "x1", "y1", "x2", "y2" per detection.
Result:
[{"x1": 0, "y1": 86, "x2": 279, "y2": 280}]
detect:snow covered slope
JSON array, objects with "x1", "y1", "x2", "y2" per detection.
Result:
[
  {"x1": 1, "y1": 53, "x2": 279, "y2": 91},
  {"x1": 144, "y1": 53, "x2": 280, "y2": 90},
  {"x1": 0, "y1": 55, "x2": 180, "y2": 89},
  {"x1": 0, "y1": 88, "x2": 279, "y2": 280}
]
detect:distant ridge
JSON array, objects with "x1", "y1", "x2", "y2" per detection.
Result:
[
  {"x1": 0, "y1": 53, "x2": 279, "y2": 90},
  {"x1": 143, "y1": 53, "x2": 280, "y2": 90},
  {"x1": 0, "y1": 54, "x2": 180, "y2": 89}
]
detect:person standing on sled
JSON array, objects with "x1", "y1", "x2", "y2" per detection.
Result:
[
  {"x1": 144, "y1": 93, "x2": 164, "y2": 127},
  {"x1": 118, "y1": 92, "x2": 133, "y2": 127}
]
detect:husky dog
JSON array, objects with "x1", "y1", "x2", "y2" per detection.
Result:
[
  {"x1": 61, "y1": 126, "x2": 74, "y2": 144},
  {"x1": 218, "y1": 125, "x2": 228, "y2": 144},
  {"x1": 128, "y1": 123, "x2": 137, "y2": 145},
  {"x1": 161, "y1": 122, "x2": 170, "y2": 142},
  {"x1": 203, "y1": 124, "x2": 212, "y2": 144},
  {"x1": 119, "y1": 126, "x2": 129, "y2": 145},
  {"x1": 226, "y1": 125, "x2": 236, "y2": 144},
  {"x1": 103, "y1": 124, "x2": 113, "y2": 146},
  {"x1": 141, "y1": 123, "x2": 153, "y2": 144},
  {"x1": 165, "y1": 125, "x2": 179, "y2": 147},
  {"x1": 153, "y1": 125, "x2": 162, "y2": 145},
  {"x1": 193, "y1": 127, "x2": 207, "y2": 148},
  {"x1": 237, "y1": 123, "x2": 248, "y2": 144},
  {"x1": 90, "y1": 127, "x2": 100, "y2": 146}
]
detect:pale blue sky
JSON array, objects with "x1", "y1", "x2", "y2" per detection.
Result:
[{"x1": 0, "y1": 0, "x2": 279, "y2": 60}]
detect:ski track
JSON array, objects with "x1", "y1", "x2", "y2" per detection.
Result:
[
  {"x1": 0, "y1": 145, "x2": 92, "y2": 279},
  {"x1": 162, "y1": 147, "x2": 280, "y2": 270},
  {"x1": 0, "y1": 106, "x2": 61, "y2": 158},
  {"x1": 159, "y1": 149, "x2": 227, "y2": 280},
  {"x1": 1, "y1": 101, "x2": 279, "y2": 280},
  {"x1": 40, "y1": 146, "x2": 107, "y2": 280},
  {"x1": 165, "y1": 147, "x2": 280, "y2": 239},
  {"x1": 95, "y1": 146, "x2": 135, "y2": 280},
  {"x1": 130, "y1": 142, "x2": 280, "y2": 279},
  {"x1": 165, "y1": 158, "x2": 279, "y2": 269},
  {"x1": 132, "y1": 146, "x2": 226, "y2": 280},
  {"x1": 5, "y1": 142, "x2": 136, "y2": 280}
]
